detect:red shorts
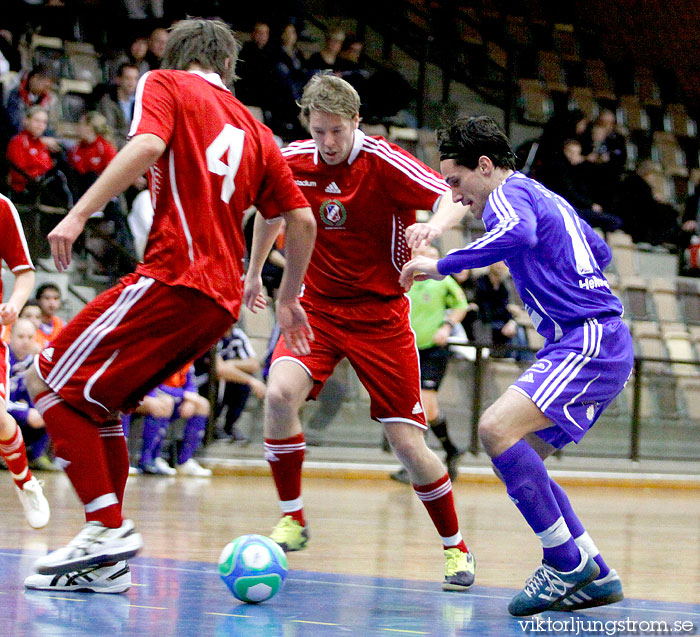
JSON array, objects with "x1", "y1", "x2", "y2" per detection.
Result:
[
  {"x1": 35, "y1": 273, "x2": 232, "y2": 422},
  {"x1": 272, "y1": 294, "x2": 427, "y2": 428}
]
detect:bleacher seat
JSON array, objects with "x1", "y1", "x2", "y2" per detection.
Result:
[
  {"x1": 567, "y1": 86, "x2": 597, "y2": 120},
  {"x1": 585, "y1": 59, "x2": 615, "y2": 101},
  {"x1": 652, "y1": 131, "x2": 688, "y2": 177},
  {"x1": 648, "y1": 276, "x2": 683, "y2": 323},
  {"x1": 31, "y1": 34, "x2": 65, "y2": 77},
  {"x1": 634, "y1": 66, "x2": 662, "y2": 107},
  {"x1": 617, "y1": 95, "x2": 650, "y2": 132},
  {"x1": 537, "y1": 50, "x2": 567, "y2": 93},
  {"x1": 65, "y1": 41, "x2": 102, "y2": 86},
  {"x1": 552, "y1": 23, "x2": 580, "y2": 62},
  {"x1": 517, "y1": 78, "x2": 553, "y2": 124},
  {"x1": 664, "y1": 103, "x2": 697, "y2": 138},
  {"x1": 619, "y1": 275, "x2": 651, "y2": 321}
]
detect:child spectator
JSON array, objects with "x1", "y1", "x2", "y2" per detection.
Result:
[
  {"x1": 7, "y1": 318, "x2": 59, "y2": 471},
  {"x1": 5, "y1": 106, "x2": 73, "y2": 210},
  {"x1": 35, "y1": 282, "x2": 65, "y2": 351},
  {"x1": 68, "y1": 112, "x2": 118, "y2": 195},
  {"x1": 136, "y1": 364, "x2": 212, "y2": 477}
]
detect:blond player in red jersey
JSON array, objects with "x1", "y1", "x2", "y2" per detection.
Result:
[
  {"x1": 0, "y1": 193, "x2": 50, "y2": 530},
  {"x1": 244, "y1": 73, "x2": 475, "y2": 591},
  {"x1": 23, "y1": 18, "x2": 316, "y2": 593}
]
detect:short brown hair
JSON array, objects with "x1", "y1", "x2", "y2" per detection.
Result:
[
  {"x1": 161, "y1": 18, "x2": 241, "y2": 85},
  {"x1": 299, "y1": 72, "x2": 360, "y2": 128}
]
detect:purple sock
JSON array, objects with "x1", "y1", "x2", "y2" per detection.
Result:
[
  {"x1": 140, "y1": 415, "x2": 169, "y2": 465},
  {"x1": 121, "y1": 414, "x2": 132, "y2": 439},
  {"x1": 33, "y1": 432, "x2": 50, "y2": 459},
  {"x1": 550, "y1": 479, "x2": 610, "y2": 579},
  {"x1": 492, "y1": 440, "x2": 580, "y2": 571},
  {"x1": 178, "y1": 415, "x2": 207, "y2": 465}
]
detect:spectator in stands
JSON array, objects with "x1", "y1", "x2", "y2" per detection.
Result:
[
  {"x1": 18, "y1": 300, "x2": 44, "y2": 354},
  {"x1": 334, "y1": 34, "x2": 370, "y2": 97},
  {"x1": 335, "y1": 34, "x2": 365, "y2": 74},
  {"x1": 0, "y1": 29, "x2": 21, "y2": 74},
  {"x1": 135, "y1": 364, "x2": 213, "y2": 477},
  {"x1": 5, "y1": 106, "x2": 73, "y2": 210},
  {"x1": 236, "y1": 22, "x2": 276, "y2": 110},
  {"x1": 35, "y1": 282, "x2": 65, "y2": 351},
  {"x1": 208, "y1": 324, "x2": 266, "y2": 442},
  {"x1": 473, "y1": 262, "x2": 531, "y2": 360},
  {"x1": 68, "y1": 112, "x2": 119, "y2": 195},
  {"x1": 97, "y1": 63, "x2": 140, "y2": 149},
  {"x1": 106, "y1": 36, "x2": 150, "y2": 82},
  {"x1": 68, "y1": 111, "x2": 136, "y2": 282},
  {"x1": 615, "y1": 160, "x2": 681, "y2": 249},
  {"x1": 144, "y1": 27, "x2": 169, "y2": 70},
  {"x1": 305, "y1": 27, "x2": 345, "y2": 73},
  {"x1": 578, "y1": 109, "x2": 627, "y2": 210},
  {"x1": 6, "y1": 65, "x2": 60, "y2": 135},
  {"x1": 120, "y1": 389, "x2": 175, "y2": 475},
  {"x1": 7, "y1": 318, "x2": 59, "y2": 471},
  {"x1": 543, "y1": 138, "x2": 623, "y2": 233},
  {"x1": 271, "y1": 22, "x2": 309, "y2": 140},
  {"x1": 534, "y1": 109, "x2": 589, "y2": 183},
  {"x1": 680, "y1": 189, "x2": 700, "y2": 275}
]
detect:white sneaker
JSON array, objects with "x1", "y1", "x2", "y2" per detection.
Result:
[
  {"x1": 25, "y1": 561, "x2": 131, "y2": 594},
  {"x1": 176, "y1": 458, "x2": 212, "y2": 477},
  {"x1": 128, "y1": 466, "x2": 139, "y2": 476},
  {"x1": 16, "y1": 477, "x2": 50, "y2": 529},
  {"x1": 153, "y1": 457, "x2": 176, "y2": 476},
  {"x1": 34, "y1": 519, "x2": 143, "y2": 575}
]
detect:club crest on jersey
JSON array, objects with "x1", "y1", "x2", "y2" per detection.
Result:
[{"x1": 319, "y1": 199, "x2": 347, "y2": 228}]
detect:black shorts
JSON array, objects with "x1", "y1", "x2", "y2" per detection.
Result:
[{"x1": 419, "y1": 346, "x2": 450, "y2": 391}]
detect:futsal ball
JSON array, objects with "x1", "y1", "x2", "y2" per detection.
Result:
[{"x1": 218, "y1": 534, "x2": 288, "y2": 603}]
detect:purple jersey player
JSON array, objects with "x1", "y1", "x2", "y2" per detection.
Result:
[{"x1": 400, "y1": 116, "x2": 633, "y2": 617}]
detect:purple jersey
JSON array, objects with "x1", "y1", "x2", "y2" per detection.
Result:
[{"x1": 438, "y1": 172, "x2": 623, "y2": 343}]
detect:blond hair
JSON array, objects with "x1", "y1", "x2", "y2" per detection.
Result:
[
  {"x1": 82, "y1": 111, "x2": 113, "y2": 143},
  {"x1": 299, "y1": 72, "x2": 360, "y2": 128}
]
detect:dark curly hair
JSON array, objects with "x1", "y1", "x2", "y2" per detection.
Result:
[{"x1": 436, "y1": 116, "x2": 516, "y2": 170}]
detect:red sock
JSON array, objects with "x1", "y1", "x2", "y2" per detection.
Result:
[
  {"x1": 0, "y1": 422, "x2": 33, "y2": 488},
  {"x1": 35, "y1": 391, "x2": 122, "y2": 528},
  {"x1": 99, "y1": 419, "x2": 130, "y2": 516},
  {"x1": 264, "y1": 433, "x2": 305, "y2": 525},
  {"x1": 413, "y1": 472, "x2": 468, "y2": 552}
]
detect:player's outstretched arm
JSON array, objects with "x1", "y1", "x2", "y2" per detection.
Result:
[
  {"x1": 243, "y1": 212, "x2": 285, "y2": 313},
  {"x1": 399, "y1": 255, "x2": 444, "y2": 291},
  {"x1": 405, "y1": 195, "x2": 470, "y2": 249},
  {"x1": 0, "y1": 269, "x2": 34, "y2": 325},
  {"x1": 275, "y1": 206, "x2": 316, "y2": 356},
  {"x1": 48, "y1": 133, "x2": 166, "y2": 271}
]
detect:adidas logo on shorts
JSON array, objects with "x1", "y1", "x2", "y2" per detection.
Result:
[{"x1": 411, "y1": 402, "x2": 423, "y2": 415}]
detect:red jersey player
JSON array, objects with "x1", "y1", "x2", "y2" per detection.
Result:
[
  {"x1": 23, "y1": 18, "x2": 316, "y2": 593},
  {"x1": 244, "y1": 73, "x2": 475, "y2": 591},
  {"x1": 0, "y1": 193, "x2": 50, "y2": 530}
]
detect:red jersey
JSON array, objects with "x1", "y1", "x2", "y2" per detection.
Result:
[
  {"x1": 68, "y1": 135, "x2": 117, "y2": 175},
  {"x1": 0, "y1": 194, "x2": 33, "y2": 342},
  {"x1": 282, "y1": 130, "x2": 449, "y2": 300},
  {"x1": 128, "y1": 69, "x2": 308, "y2": 318},
  {"x1": 6, "y1": 131, "x2": 54, "y2": 192}
]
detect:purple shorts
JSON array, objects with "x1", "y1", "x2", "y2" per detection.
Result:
[{"x1": 510, "y1": 317, "x2": 634, "y2": 449}]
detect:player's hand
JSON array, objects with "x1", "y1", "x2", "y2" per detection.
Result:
[
  {"x1": 399, "y1": 256, "x2": 444, "y2": 290},
  {"x1": 433, "y1": 324, "x2": 451, "y2": 347},
  {"x1": 276, "y1": 298, "x2": 314, "y2": 357},
  {"x1": 0, "y1": 302, "x2": 18, "y2": 325},
  {"x1": 243, "y1": 274, "x2": 267, "y2": 313},
  {"x1": 249, "y1": 378, "x2": 267, "y2": 400},
  {"x1": 405, "y1": 222, "x2": 443, "y2": 249},
  {"x1": 48, "y1": 214, "x2": 87, "y2": 272}
]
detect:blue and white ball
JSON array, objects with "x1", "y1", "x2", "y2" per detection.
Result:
[{"x1": 218, "y1": 534, "x2": 288, "y2": 603}]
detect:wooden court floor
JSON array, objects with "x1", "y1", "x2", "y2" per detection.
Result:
[{"x1": 0, "y1": 470, "x2": 698, "y2": 635}]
